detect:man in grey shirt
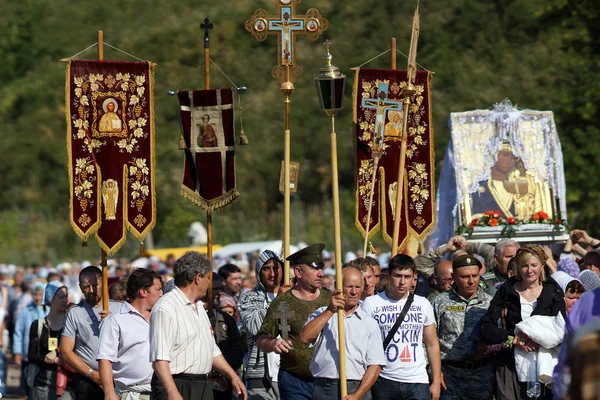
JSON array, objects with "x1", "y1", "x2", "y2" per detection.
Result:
[{"x1": 60, "y1": 266, "x2": 121, "y2": 400}]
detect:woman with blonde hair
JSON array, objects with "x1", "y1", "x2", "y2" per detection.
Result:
[{"x1": 481, "y1": 244, "x2": 566, "y2": 400}]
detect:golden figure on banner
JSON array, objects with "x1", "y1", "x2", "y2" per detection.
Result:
[
  {"x1": 101, "y1": 179, "x2": 118, "y2": 220},
  {"x1": 99, "y1": 98, "x2": 122, "y2": 133}
]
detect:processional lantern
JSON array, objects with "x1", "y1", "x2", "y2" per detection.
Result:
[{"x1": 314, "y1": 40, "x2": 346, "y2": 116}]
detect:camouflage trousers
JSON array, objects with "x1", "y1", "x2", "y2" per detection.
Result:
[{"x1": 441, "y1": 363, "x2": 493, "y2": 400}]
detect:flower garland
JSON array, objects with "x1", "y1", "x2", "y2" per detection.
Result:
[{"x1": 457, "y1": 210, "x2": 566, "y2": 238}]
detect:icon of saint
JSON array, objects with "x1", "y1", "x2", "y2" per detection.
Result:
[
  {"x1": 99, "y1": 98, "x2": 122, "y2": 133},
  {"x1": 101, "y1": 179, "x2": 118, "y2": 220},
  {"x1": 384, "y1": 111, "x2": 403, "y2": 137},
  {"x1": 197, "y1": 114, "x2": 218, "y2": 147},
  {"x1": 471, "y1": 141, "x2": 545, "y2": 219}
]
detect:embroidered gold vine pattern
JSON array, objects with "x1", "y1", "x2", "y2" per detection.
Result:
[
  {"x1": 129, "y1": 158, "x2": 150, "y2": 212},
  {"x1": 73, "y1": 157, "x2": 96, "y2": 212}
]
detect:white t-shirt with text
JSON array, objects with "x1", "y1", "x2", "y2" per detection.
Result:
[{"x1": 361, "y1": 291, "x2": 434, "y2": 383}]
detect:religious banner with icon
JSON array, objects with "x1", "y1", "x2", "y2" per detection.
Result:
[
  {"x1": 178, "y1": 89, "x2": 239, "y2": 211},
  {"x1": 66, "y1": 60, "x2": 156, "y2": 256},
  {"x1": 354, "y1": 68, "x2": 435, "y2": 251}
]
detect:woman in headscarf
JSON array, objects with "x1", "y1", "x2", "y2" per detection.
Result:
[
  {"x1": 481, "y1": 244, "x2": 566, "y2": 400},
  {"x1": 27, "y1": 281, "x2": 68, "y2": 400},
  {"x1": 552, "y1": 271, "x2": 586, "y2": 315}
]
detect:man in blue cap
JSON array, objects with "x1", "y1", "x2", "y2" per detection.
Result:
[{"x1": 256, "y1": 244, "x2": 332, "y2": 400}]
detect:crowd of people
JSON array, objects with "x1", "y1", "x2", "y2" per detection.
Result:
[{"x1": 0, "y1": 228, "x2": 600, "y2": 399}]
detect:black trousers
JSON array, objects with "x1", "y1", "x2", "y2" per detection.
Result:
[
  {"x1": 74, "y1": 374, "x2": 104, "y2": 400},
  {"x1": 151, "y1": 373, "x2": 213, "y2": 400}
]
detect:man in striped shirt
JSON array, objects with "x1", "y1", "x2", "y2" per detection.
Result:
[{"x1": 149, "y1": 251, "x2": 247, "y2": 400}]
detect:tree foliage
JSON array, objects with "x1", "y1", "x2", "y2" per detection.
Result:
[{"x1": 0, "y1": 0, "x2": 597, "y2": 264}]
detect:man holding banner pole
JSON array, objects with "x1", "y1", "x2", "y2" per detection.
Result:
[{"x1": 300, "y1": 267, "x2": 386, "y2": 399}]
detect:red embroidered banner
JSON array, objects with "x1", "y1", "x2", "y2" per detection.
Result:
[
  {"x1": 354, "y1": 68, "x2": 435, "y2": 251},
  {"x1": 66, "y1": 60, "x2": 156, "y2": 255},
  {"x1": 178, "y1": 89, "x2": 239, "y2": 211}
]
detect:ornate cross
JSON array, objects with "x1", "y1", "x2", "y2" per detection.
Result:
[
  {"x1": 273, "y1": 302, "x2": 295, "y2": 341},
  {"x1": 245, "y1": 0, "x2": 328, "y2": 82},
  {"x1": 362, "y1": 83, "x2": 403, "y2": 141}
]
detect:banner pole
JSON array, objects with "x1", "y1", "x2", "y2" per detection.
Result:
[
  {"x1": 96, "y1": 30, "x2": 109, "y2": 312},
  {"x1": 282, "y1": 65, "x2": 292, "y2": 284},
  {"x1": 329, "y1": 113, "x2": 347, "y2": 396},
  {"x1": 391, "y1": 7, "x2": 419, "y2": 257},
  {"x1": 202, "y1": 18, "x2": 214, "y2": 315}
]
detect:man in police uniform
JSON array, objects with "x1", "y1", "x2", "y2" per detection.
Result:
[
  {"x1": 431, "y1": 254, "x2": 494, "y2": 400},
  {"x1": 256, "y1": 244, "x2": 331, "y2": 400}
]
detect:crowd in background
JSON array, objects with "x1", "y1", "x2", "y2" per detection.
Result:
[{"x1": 0, "y1": 228, "x2": 599, "y2": 399}]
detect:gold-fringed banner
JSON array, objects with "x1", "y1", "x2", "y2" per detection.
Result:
[
  {"x1": 178, "y1": 89, "x2": 239, "y2": 212},
  {"x1": 354, "y1": 68, "x2": 435, "y2": 251},
  {"x1": 66, "y1": 60, "x2": 156, "y2": 256}
]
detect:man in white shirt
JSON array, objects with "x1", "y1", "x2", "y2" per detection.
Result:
[
  {"x1": 362, "y1": 254, "x2": 442, "y2": 400},
  {"x1": 149, "y1": 251, "x2": 247, "y2": 400},
  {"x1": 300, "y1": 267, "x2": 386, "y2": 400},
  {"x1": 97, "y1": 268, "x2": 163, "y2": 400}
]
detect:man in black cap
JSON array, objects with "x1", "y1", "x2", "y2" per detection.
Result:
[
  {"x1": 430, "y1": 253, "x2": 494, "y2": 399},
  {"x1": 256, "y1": 244, "x2": 332, "y2": 400}
]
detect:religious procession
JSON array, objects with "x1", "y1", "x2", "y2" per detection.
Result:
[{"x1": 1, "y1": 1, "x2": 599, "y2": 400}]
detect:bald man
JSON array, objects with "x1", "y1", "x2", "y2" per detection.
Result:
[
  {"x1": 428, "y1": 260, "x2": 454, "y2": 302},
  {"x1": 300, "y1": 268, "x2": 386, "y2": 400}
]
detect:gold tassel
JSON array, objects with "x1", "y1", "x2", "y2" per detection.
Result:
[
  {"x1": 238, "y1": 127, "x2": 249, "y2": 145},
  {"x1": 178, "y1": 133, "x2": 187, "y2": 150},
  {"x1": 139, "y1": 241, "x2": 145, "y2": 256},
  {"x1": 237, "y1": 91, "x2": 248, "y2": 145},
  {"x1": 82, "y1": 240, "x2": 87, "y2": 247},
  {"x1": 368, "y1": 241, "x2": 376, "y2": 255},
  {"x1": 417, "y1": 241, "x2": 422, "y2": 254}
]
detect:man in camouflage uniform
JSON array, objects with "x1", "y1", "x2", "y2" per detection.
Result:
[{"x1": 431, "y1": 254, "x2": 494, "y2": 400}]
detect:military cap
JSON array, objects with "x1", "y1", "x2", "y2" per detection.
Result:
[
  {"x1": 286, "y1": 243, "x2": 325, "y2": 268},
  {"x1": 452, "y1": 253, "x2": 482, "y2": 271}
]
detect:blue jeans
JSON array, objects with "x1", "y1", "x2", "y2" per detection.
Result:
[
  {"x1": 371, "y1": 377, "x2": 430, "y2": 400},
  {"x1": 278, "y1": 369, "x2": 314, "y2": 400}
]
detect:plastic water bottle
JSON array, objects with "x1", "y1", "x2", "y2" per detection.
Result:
[{"x1": 526, "y1": 352, "x2": 541, "y2": 398}]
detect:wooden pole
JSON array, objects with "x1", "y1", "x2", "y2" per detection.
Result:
[
  {"x1": 97, "y1": 30, "x2": 109, "y2": 312},
  {"x1": 392, "y1": 6, "x2": 419, "y2": 257},
  {"x1": 391, "y1": 96, "x2": 412, "y2": 257},
  {"x1": 202, "y1": 18, "x2": 214, "y2": 314},
  {"x1": 391, "y1": 37, "x2": 396, "y2": 70},
  {"x1": 362, "y1": 154, "x2": 379, "y2": 256},
  {"x1": 329, "y1": 113, "x2": 347, "y2": 397},
  {"x1": 282, "y1": 65, "x2": 293, "y2": 284}
]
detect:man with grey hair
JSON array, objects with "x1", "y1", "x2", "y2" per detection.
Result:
[
  {"x1": 149, "y1": 251, "x2": 247, "y2": 400},
  {"x1": 480, "y1": 238, "x2": 519, "y2": 294}
]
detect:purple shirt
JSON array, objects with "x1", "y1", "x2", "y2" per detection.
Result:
[{"x1": 553, "y1": 288, "x2": 600, "y2": 399}]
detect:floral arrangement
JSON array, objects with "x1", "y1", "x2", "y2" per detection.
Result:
[{"x1": 457, "y1": 210, "x2": 566, "y2": 238}]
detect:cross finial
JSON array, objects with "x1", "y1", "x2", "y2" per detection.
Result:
[
  {"x1": 323, "y1": 39, "x2": 331, "y2": 54},
  {"x1": 200, "y1": 17, "x2": 213, "y2": 48}
]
